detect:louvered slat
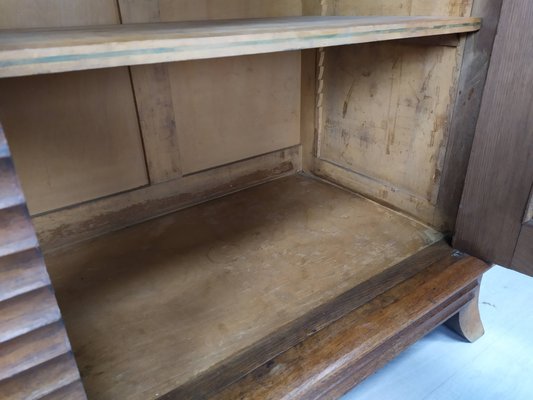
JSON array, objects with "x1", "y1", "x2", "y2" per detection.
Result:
[{"x1": 0, "y1": 124, "x2": 86, "y2": 399}]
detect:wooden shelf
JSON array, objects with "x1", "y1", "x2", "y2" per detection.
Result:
[
  {"x1": 0, "y1": 16, "x2": 480, "y2": 78},
  {"x1": 44, "y1": 174, "x2": 444, "y2": 400}
]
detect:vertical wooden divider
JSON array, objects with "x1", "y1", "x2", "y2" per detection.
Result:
[{"x1": 118, "y1": 0, "x2": 183, "y2": 184}]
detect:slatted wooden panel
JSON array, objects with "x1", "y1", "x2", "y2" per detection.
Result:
[{"x1": 0, "y1": 124, "x2": 86, "y2": 399}]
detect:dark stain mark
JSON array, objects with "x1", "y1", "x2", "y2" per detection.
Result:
[
  {"x1": 467, "y1": 87, "x2": 475, "y2": 101},
  {"x1": 41, "y1": 161, "x2": 296, "y2": 250},
  {"x1": 342, "y1": 78, "x2": 358, "y2": 118},
  {"x1": 433, "y1": 168, "x2": 442, "y2": 184}
]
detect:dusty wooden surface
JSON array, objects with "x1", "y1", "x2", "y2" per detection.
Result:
[
  {"x1": 207, "y1": 252, "x2": 489, "y2": 400},
  {"x1": 454, "y1": 0, "x2": 533, "y2": 268},
  {"x1": 35, "y1": 146, "x2": 300, "y2": 251},
  {"x1": 170, "y1": 240, "x2": 451, "y2": 399},
  {"x1": 44, "y1": 174, "x2": 442, "y2": 400},
  {"x1": 311, "y1": 0, "x2": 476, "y2": 230},
  {"x1": 0, "y1": 16, "x2": 479, "y2": 78},
  {"x1": 0, "y1": 124, "x2": 86, "y2": 399},
  {"x1": 118, "y1": 0, "x2": 302, "y2": 180},
  {"x1": 0, "y1": 0, "x2": 302, "y2": 225}
]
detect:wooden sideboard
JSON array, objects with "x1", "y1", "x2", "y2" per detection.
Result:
[{"x1": 2, "y1": 1, "x2": 531, "y2": 399}]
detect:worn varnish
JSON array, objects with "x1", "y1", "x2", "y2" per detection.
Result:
[
  {"x1": 0, "y1": 124, "x2": 86, "y2": 399},
  {"x1": 205, "y1": 252, "x2": 489, "y2": 400},
  {"x1": 44, "y1": 174, "x2": 443, "y2": 400}
]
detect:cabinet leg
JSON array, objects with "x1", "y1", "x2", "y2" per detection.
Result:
[{"x1": 445, "y1": 278, "x2": 485, "y2": 342}]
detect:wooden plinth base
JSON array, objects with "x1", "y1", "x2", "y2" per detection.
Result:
[{"x1": 165, "y1": 251, "x2": 489, "y2": 400}]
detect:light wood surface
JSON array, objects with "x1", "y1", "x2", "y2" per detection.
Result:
[
  {"x1": 0, "y1": 16, "x2": 480, "y2": 78},
  {"x1": 0, "y1": 71, "x2": 149, "y2": 214},
  {"x1": 35, "y1": 146, "x2": 300, "y2": 251},
  {"x1": 118, "y1": 0, "x2": 302, "y2": 181},
  {"x1": 310, "y1": 0, "x2": 477, "y2": 230},
  {"x1": 445, "y1": 279, "x2": 485, "y2": 342},
  {"x1": 0, "y1": 0, "x2": 148, "y2": 215},
  {"x1": 317, "y1": 40, "x2": 462, "y2": 225},
  {"x1": 168, "y1": 52, "x2": 301, "y2": 174},
  {"x1": 44, "y1": 174, "x2": 442, "y2": 399}
]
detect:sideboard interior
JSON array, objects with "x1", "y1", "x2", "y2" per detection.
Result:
[{"x1": 0, "y1": 1, "x2": 493, "y2": 399}]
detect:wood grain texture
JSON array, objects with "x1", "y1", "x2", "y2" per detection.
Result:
[
  {"x1": 0, "y1": 205, "x2": 38, "y2": 258},
  {"x1": 170, "y1": 240, "x2": 451, "y2": 399},
  {"x1": 0, "y1": 156, "x2": 24, "y2": 210},
  {"x1": 512, "y1": 222, "x2": 533, "y2": 276},
  {"x1": 44, "y1": 174, "x2": 443, "y2": 400},
  {"x1": 168, "y1": 51, "x2": 301, "y2": 174},
  {"x1": 35, "y1": 146, "x2": 300, "y2": 251},
  {"x1": 0, "y1": 287, "x2": 61, "y2": 345},
  {"x1": 118, "y1": 0, "x2": 302, "y2": 179},
  {"x1": 445, "y1": 278, "x2": 484, "y2": 342},
  {"x1": 0, "y1": 124, "x2": 85, "y2": 398},
  {"x1": 207, "y1": 254, "x2": 489, "y2": 400},
  {"x1": 0, "y1": 0, "x2": 148, "y2": 215},
  {"x1": 0, "y1": 71, "x2": 149, "y2": 214},
  {"x1": 38, "y1": 381, "x2": 88, "y2": 400},
  {"x1": 0, "y1": 16, "x2": 480, "y2": 78},
  {"x1": 330, "y1": 0, "x2": 474, "y2": 16},
  {"x1": 0, "y1": 249, "x2": 51, "y2": 303},
  {"x1": 118, "y1": 0, "x2": 182, "y2": 184},
  {"x1": 454, "y1": 0, "x2": 533, "y2": 267},
  {"x1": 435, "y1": 0, "x2": 503, "y2": 232},
  {"x1": 310, "y1": 0, "x2": 476, "y2": 229},
  {"x1": 0, "y1": 353, "x2": 80, "y2": 400},
  {"x1": 0, "y1": 322, "x2": 71, "y2": 381}
]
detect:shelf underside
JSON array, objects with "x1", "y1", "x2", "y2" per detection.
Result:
[
  {"x1": 44, "y1": 174, "x2": 443, "y2": 399},
  {"x1": 0, "y1": 16, "x2": 480, "y2": 78}
]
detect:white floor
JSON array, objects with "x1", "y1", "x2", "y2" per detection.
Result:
[{"x1": 342, "y1": 265, "x2": 533, "y2": 400}]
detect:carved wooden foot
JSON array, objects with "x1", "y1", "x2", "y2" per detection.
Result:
[{"x1": 445, "y1": 278, "x2": 485, "y2": 342}]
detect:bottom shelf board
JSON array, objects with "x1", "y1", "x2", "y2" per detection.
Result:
[{"x1": 43, "y1": 174, "x2": 443, "y2": 400}]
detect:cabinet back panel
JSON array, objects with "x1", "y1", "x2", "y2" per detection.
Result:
[
  {"x1": 0, "y1": 0, "x2": 304, "y2": 248},
  {"x1": 0, "y1": 0, "x2": 148, "y2": 215},
  {"x1": 119, "y1": 0, "x2": 302, "y2": 178}
]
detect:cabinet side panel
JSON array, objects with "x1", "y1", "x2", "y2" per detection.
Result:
[
  {"x1": 436, "y1": 0, "x2": 503, "y2": 232},
  {"x1": 312, "y1": 0, "x2": 476, "y2": 229}
]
